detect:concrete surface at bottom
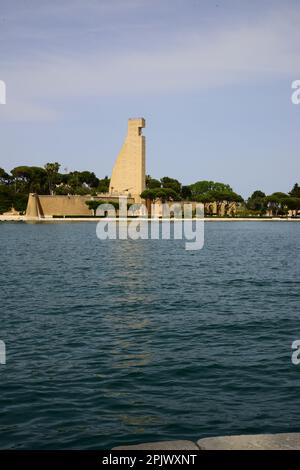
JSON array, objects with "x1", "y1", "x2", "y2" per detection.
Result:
[
  {"x1": 112, "y1": 440, "x2": 199, "y2": 450},
  {"x1": 112, "y1": 433, "x2": 300, "y2": 450},
  {"x1": 197, "y1": 433, "x2": 300, "y2": 450}
]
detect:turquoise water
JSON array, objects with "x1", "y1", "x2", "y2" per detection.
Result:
[{"x1": 1, "y1": 221, "x2": 300, "y2": 449}]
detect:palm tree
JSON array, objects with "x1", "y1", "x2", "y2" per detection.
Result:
[{"x1": 44, "y1": 162, "x2": 60, "y2": 195}]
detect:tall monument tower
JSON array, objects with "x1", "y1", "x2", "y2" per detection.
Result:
[{"x1": 109, "y1": 118, "x2": 146, "y2": 203}]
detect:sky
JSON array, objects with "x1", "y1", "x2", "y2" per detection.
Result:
[{"x1": 0, "y1": 0, "x2": 300, "y2": 197}]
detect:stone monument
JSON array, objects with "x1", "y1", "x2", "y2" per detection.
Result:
[{"x1": 109, "y1": 118, "x2": 146, "y2": 203}]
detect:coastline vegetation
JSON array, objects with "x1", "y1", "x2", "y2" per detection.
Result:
[{"x1": 0, "y1": 164, "x2": 300, "y2": 217}]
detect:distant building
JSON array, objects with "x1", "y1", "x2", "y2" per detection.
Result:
[{"x1": 26, "y1": 118, "x2": 146, "y2": 218}]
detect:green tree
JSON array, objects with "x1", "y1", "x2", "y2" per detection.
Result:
[
  {"x1": 281, "y1": 196, "x2": 300, "y2": 215},
  {"x1": 11, "y1": 166, "x2": 47, "y2": 193},
  {"x1": 0, "y1": 185, "x2": 13, "y2": 213},
  {"x1": 195, "y1": 189, "x2": 243, "y2": 216},
  {"x1": 160, "y1": 177, "x2": 181, "y2": 194},
  {"x1": 158, "y1": 188, "x2": 181, "y2": 202},
  {"x1": 0, "y1": 185, "x2": 28, "y2": 214},
  {"x1": 97, "y1": 176, "x2": 110, "y2": 193},
  {"x1": 86, "y1": 200, "x2": 100, "y2": 215},
  {"x1": 54, "y1": 185, "x2": 70, "y2": 195},
  {"x1": 66, "y1": 171, "x2": 98, "y2": 189},
  {"x1": 79, "y1": 171, "x2": 99, "y2": 188},
  {"x1": 13, "y1": 192, "x2": 28, "y2": 213},
  {"x1": 190, "y1": 180, "x2": 233, "y2": 198},
  {"x1": 86, "y1": 199, "x2": 120, "y2": 215},
  {"x1": 44, "y1": 162, "x2": 60, "y2": 194},
  {"x1": 181, "y1": 185, "x2": 192, "y2": 200},
  {"x1": 265, "y1": 192, "x2": 289, "y2": 216},
  {"x1": 146, "y1": 175, "x2": 161, "y2": 189},
  {"x1": 211, "y1": 190, "x2": 243, "y2": 216},
  {"x1": 141, "y1": 188, "x2": 181, "y2": 202},
  {"x1": 194, "y1": 191, "x2": 216, "y2": 204},
  {"x1": 247, "y1": 190, "x2": 267, "y2": 212},
  {"x1": 140, "y1": 189, "x2": 158, "y2": 201},
  {"x1": 0, "y1": 168, "x2": 11, "y2": 185},
  {"x1": 289, "y1": 183, "x2": 300, "y2": 198}
]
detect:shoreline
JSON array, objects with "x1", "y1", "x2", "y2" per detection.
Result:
[{"x1": 1, "y1": 215, "x2": 300, "y2": 223}]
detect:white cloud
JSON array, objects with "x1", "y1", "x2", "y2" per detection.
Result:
[{"x1": 1, "y1": 5, "x2": 300, "y2": 121}]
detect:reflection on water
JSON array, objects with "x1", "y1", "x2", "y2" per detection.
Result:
[
  {"x1": 112, "y1": 353, "x2": 152, "y2": 369},
  {"x1": 1, "y1": 222, "x2": 300, "y2": 449},
  {"x1": 119, "y1": 415, "x2": 162, "y2": 426}
]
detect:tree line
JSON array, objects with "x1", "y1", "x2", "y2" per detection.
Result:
[
  {"x1": 142, "y1": 177, "x2": 300, "y2": 217},
  {"x1": 0, "y1": 163, "x2": 109, "y2": 213},
  {"x1": 0, "y1": 163, "x2": 299, "y2": 216}
]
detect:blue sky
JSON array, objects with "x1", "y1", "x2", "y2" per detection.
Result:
[{"x1": 0, "y1": 0, "x2": 300, "y2": 197}]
